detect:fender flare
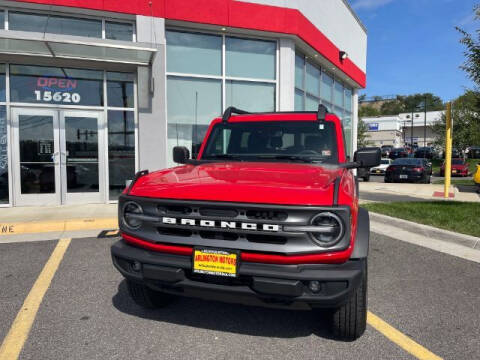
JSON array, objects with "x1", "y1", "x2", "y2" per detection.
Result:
[{"x1": 351, "y1": 207, "x2": 369, "y2": 259}]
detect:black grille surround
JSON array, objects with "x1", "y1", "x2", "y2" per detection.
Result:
[{"x1": 119, "y1": 195, "x2": 352, "y2": 256}]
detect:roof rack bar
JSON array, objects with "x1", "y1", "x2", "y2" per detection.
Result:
[
  {"x1": 317, "y1": 104, "x2": 329, "y2": 121},
  {"x1": 222, "y1": 106, "x2": 250, "y2": 123}
]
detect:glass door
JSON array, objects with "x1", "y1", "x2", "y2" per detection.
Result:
[
  {"x1": 60, "y1": 110, "x2": 105, "y2": 204},
  {"x1": 12, "y1": 108, "x2": 61, "y2": 206},
  {"x1": 12, "y1": 108, "x2": 106, "y2": 206}
]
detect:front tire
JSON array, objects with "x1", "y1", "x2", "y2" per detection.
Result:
[
  {"x1": 127, "y1": 280, "x2": 173, "y2": 309},
  {"x1": 330, "y1": 261, "x2": 367, "y2": 341}
]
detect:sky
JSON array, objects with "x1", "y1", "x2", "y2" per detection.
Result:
[{"x1": 350, "y1": 0, "x2": 478, "y2": 101}]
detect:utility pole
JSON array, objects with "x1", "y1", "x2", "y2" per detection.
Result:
[
  {"x1": 444, "y1": 102, "x2": 452, "y2": 198},
  {"x1": 411, "y1": 108, "x2": 414, "y2": 152},
  {"x1": 424, "y1": 95, "x2": 427, "y2": 147}
]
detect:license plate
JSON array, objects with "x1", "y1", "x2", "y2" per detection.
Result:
[
  {"x1": 376, "y1": 170, "x2": 381, "y2": 173},
  {"x1": 193, "y1": 248, "x2": 238, "y2": 277},
  {"x1": 452, "y1": 170, "x2": 457, "y2": 173},
  {"x1": 400, "y1": 175, "x2": 408, "y2": 179}
]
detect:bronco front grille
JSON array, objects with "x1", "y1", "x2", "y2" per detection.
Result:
[{"x1": 120, "y1": 196, "x2": 351, "y2": 255}]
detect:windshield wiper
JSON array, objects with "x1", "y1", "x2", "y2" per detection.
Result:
[
  {"x1": 205, "y1": 154, "x2": 243, "y2": 160},
  {"x1": 255, "y1": 155, "x2": 322, "y2": 163}
]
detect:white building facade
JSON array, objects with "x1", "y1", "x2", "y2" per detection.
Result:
[
  {"x1": 362, "y1": 111, "x2": 444, "y2": 148},
  {"x1": 0, "y1": 0, "x2": 367, "y2": 207}
]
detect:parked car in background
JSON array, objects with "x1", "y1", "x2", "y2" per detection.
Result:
[
  {"x1": 415, "y1": 147, "x2": 434, "y2": 159},
  {"x1": 443, "y1": 148, "x2": 460, "y2": 159},
  {"x1": 381, "y1": 145, "x2": 393, "y2": 158},
  {"x1": 389, "y1": 148, "x2": 408, "y2": 160},
  {"x1": 357, "y1": 166, "x2": 370, "y2": 181},
  {"x1": 370, "y1": 158, "x2": 392, "y2": 175},
  {"x1": 385, "y1": 158, "x2": 432, "y2": 183},
  {"x1": 440, "y1": 158, "x2": 469, "y2": 177},
  {"x1": 467, "y1": 146, "x2": 480, "y2": 159}
]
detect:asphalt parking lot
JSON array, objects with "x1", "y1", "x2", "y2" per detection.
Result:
[{"x1": 1, "y1": 233, "x2": 479, "y2": 360}]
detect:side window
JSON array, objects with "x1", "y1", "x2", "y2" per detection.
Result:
[
  {"x1": 282, "y1": 133, "x2": 294, "y2": 148},
  {"x1": 240, "y1": 132, "x2": 250, "y2": 150},
  {"x1": 211, "y1": 129, "x2": 231, "y2": 154}
]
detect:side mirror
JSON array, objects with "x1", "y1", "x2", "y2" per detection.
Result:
[
  {"x1": 354, "y1": 147, "x2": 381, "y2": 168},
  {"x1": 173, "y1": 146, "x2": 190, "y2": 164}
]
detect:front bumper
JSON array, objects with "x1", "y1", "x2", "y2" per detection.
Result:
[{"x1": 111, "y1": 240, "x2": 365, "y2": 310}]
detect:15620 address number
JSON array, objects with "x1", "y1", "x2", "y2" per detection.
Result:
[{"x1": 34, "y1": 90, "x2": 81, "y2": 103}]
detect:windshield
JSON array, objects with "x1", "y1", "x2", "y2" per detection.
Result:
[
  {"x1": 381, "y1": 159, "x2": 390, "y2": 164},
  {"x1": 202, "y1": 121, "x2": 339, "y2": 164},
  {"x1": 452, "y1": 159, "x2": 464, "y2": 165},
  {"x1": 392, "y1": 158, "x2": 422, "y2": 165}
]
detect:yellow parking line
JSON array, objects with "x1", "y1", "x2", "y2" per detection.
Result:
[
  {"x1": 0, "y1": 218, "x2": 117, "y2": 236},
  {"x1": 368, "y1": 311, "x2": 443, "y2": 360},
  {"x1": 0, "y1": 238, "x2": 71, "y2": 360}
]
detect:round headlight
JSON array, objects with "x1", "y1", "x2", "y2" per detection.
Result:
[
  {"x1": 309, "y1": 212, "x2": 344, "y2": 245},
  {"x1": 123, "y1": 201, "x2": 143, "y2": 229}
]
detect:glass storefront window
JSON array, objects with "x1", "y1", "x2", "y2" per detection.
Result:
[
  {"x1": 226, "y1": 80, "x2": 275, "y2": 112},
  {"x1": 0, "y1": 64, "x2": 5, "y2": 102},
  {"x1": 108, "y1": 111, "x2": 135, "y2": 200},
  {"x1": 105, "y1": 21, "x2": 134, "y2": 41},
  {"x1": 306, "y1": 62, "x2": 320, "y2": 97},
  {"x1": 9, "y1": 12, "x2": 102, "y2": 38},
  {"x1": 321, "y1": 72, "x2": 333, "y2": 105},
  {"x1": 295, "y1": 54, "x2": 305, "y2": 90},
  {"x1": 0, "y1": 11, "x2": 4, "y2": 30},
  {"x1": 295, "y1": 88, "x2": 304, "y2": 111},
  {"x1": 107, "y1": 72, "x2": 134, "y2": 108},
  {"x1": 334, "y1": 81, "x2": 344, "y2": 107},
  {"x1": 305, "y1": 94, "x2": 320, "y2": 111},
  {"x1": 226, "y1": 37, "x2": 276, "y2": 80},
  {"x1": 166, "y1": 31, "x2": 222, "y2": 76},
  {"x1": 345, "y1": 88, "x2": 353, "y2": 113},
  {"x1": 0, "y1": 106, "x2": 7, "y2": 203},
  {"x1": 167, "y1": 76, "x2": 221, "y2": 165},
  {"x1": 10, "y1": 65, "x2": 104, "y2": 106}
]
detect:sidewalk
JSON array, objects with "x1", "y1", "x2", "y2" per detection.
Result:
[
  {"x1": 0, "y1": 203, "x2": 118, "y2": 241},
  {"x1": 359, "y1": 182, "x2": 480, "y2": 202}
]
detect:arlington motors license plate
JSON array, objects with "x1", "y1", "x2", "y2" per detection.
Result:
[{"x1": 193, "y1": 248, "x2": 238, "y2": 277}]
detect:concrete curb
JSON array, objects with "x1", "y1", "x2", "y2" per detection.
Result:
[
  {"x1": 0, "y1": 218, "x2": 118, "y2": 237},
  {"x1": 369, "y1": 212, "x2": 480, "y2": 250}
]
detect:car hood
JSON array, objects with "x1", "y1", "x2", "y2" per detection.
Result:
[{"x1": 128, "y1": 162, "x2": 345, "y2": 206}]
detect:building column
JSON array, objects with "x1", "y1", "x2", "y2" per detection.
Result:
[
  {"x1": 352, "y1": 89, "x2": 359, "y2": 155},
  {"x1": 278, "y1": 39, "x2": 295, "y2": 111},
  {"x1": 136, "y1": 16, "x2": 167, "y2": 171}
]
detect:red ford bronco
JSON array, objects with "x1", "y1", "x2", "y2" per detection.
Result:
[{"x1": 111, "y1": 105, "x2": 380, "y2": 340}]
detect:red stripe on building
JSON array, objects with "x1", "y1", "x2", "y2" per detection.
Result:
[{"x1": 8, "y1": 0, "x2": 366, "y2": 87}]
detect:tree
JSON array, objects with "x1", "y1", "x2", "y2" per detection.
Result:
[
  {"x1": 358, "y1": 105, "x2": 379, "y2": 117},
  {"x1": 401, "y1": 93, "x2": 444, "y2": 112},
  {"x1": 357, "y1": 118, "x2": 371, "y2": 148},
  {"x1": 456, "y1": 5, "x2": 480, "y2": 88},
  {"x1": 431, "y1": 90, "x2": 480, "y2": 150},
  {"x1": 380, "y1": 100, "x2": 404, "y2": 115}
]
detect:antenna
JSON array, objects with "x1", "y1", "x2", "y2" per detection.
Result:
[{"x1": 194, "y1": 91, "x2": 198, "y2": 156}]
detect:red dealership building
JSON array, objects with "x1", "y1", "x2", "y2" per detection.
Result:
[{"x1": 0, "y1": 0, "x2": 367, "y2": 206}]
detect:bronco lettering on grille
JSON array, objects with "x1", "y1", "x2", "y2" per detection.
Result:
[{"x1": 162, "y1": 217, "x2": 280, "y2": 232}]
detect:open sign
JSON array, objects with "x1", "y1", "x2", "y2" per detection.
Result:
[{"x1": 37, "y1": 77, "x2": 78, "y2": 91}]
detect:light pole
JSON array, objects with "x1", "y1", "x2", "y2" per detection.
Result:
[
  {"x1": 424, "y1": 95, "x2": 427, "y2": 147},
  {"x1": 411, "y1": 108, "x2": 414, "y2": 151}
]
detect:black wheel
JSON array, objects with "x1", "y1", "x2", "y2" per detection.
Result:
[
  {"x1": 363, "y1": 175, "x2": 370, "y2": 182},
  {"x1": 330, "y1": 261, "x2": 367, "y2": 341},
  {"x1": 384, "y1": 177, "x2": 390, "y2": 183},
  {"x1": 127, "y1": 280, "x2": 173, "y2": 309}
]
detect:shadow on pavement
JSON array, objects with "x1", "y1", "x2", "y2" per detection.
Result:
[{"x1": 112, "y1": 279, "x2": 337, "y2": 340}]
